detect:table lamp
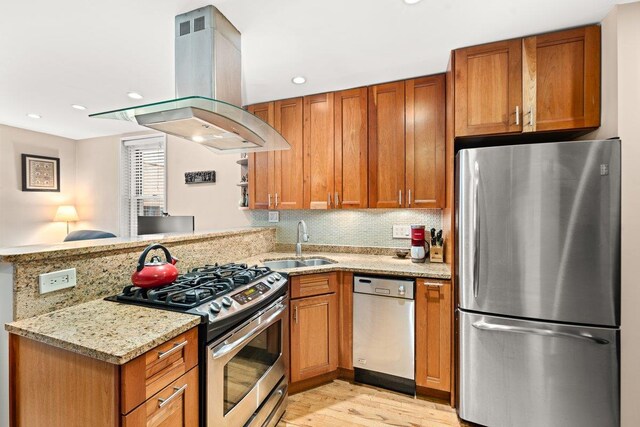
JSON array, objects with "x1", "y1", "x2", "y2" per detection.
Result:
[{"x1": 54, "y1": 205, "x2": 79, "y2": 234}]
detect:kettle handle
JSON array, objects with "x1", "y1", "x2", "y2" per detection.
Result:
[{"x1": 136, "y1": 244, "x2": 174, "y2": 272}]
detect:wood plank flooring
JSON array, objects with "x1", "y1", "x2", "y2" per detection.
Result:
[{"x1": 278, "y1": 380, "x2": 471, "y2": 427}]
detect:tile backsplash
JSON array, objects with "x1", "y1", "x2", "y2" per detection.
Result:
[{"x1": 249, "y1": 209, "x2": 442, "y2": 248}]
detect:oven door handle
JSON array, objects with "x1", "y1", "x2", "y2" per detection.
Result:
[{"x1": 212, "y1": 301, "x2": 287, "y2": 360}]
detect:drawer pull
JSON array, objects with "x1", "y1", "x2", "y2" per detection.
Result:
[
  {"x1": 158, "y1": 384, "x2": 188, "y2": 408},
  {"x1": 424, "y1": 282, "x2": 443, "y2": 288},
  {"x1": 157, "y1": 340, "x2": 188, "y2": 360}
]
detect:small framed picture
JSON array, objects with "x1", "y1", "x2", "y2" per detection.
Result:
[{"x1": 21, "y1": 154, "x2": 60, "y2": 192}]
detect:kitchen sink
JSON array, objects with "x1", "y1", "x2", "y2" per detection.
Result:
[
  {"x1": 300, "y1": 258, "x2": 336, "y2": 266},
  {"x1": 263, "y1": 258, "x2": 337, "y2": 269},
  {"x1": 263, "y1": 260, "x2": 306, "y2": 269}
]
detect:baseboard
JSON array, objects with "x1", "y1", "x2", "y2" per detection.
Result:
[
  {"x1": 416, "y1": 385, "x2": 451, "y2": 402},
  {"x1": 289, "y1": 371, "x2": 339, "y2": 395},
  {"x1": 337, "y1": 367, "x2": 354, "y2": 381}
]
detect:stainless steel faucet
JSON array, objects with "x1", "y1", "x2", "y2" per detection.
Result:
[{"x1": 296, "y1": 220, "x2": 309, "y2": 256}]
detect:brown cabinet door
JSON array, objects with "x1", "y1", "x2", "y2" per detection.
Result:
[
  {"x1": 415, "y1": 279, "x2": 451, "y2": 392},
  {"x1": 523, "y1": 25, "x2": 600, "y2": 132},
  {"x1": 247, "y1": 103, "x2": 275, "y2": 209},
  {"x1": 303, "y1": 93, "x2": 335, "y2": 209},
  {"x1": 368, "y1": 81, "x2": 405, "y2": 208},
  {"x1": 335, "y1": 87, "x2": 368, "y2": 209},
  {"x1": 274, "y1": 97, "x2": 304, "y2": 209},
  {"x1": 405, "y1": 75, "x2": 446, "y2": 209},
  {"x1": 454, "y1": 39, "x2": 523, "y2": 137},
  {"x1": 290, "y1": 293, "x2": 338, "y2": 382},
  {"x1": 122, "y1": 367, "x2": 199, "y2": 427}
]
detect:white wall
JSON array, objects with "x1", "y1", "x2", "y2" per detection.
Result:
[
  {"x1": 0, "y1": 124, "x2": 76, "y2": 247},
  {"x1": 74, "y1": 132, "x2": 251, "y2": 234},
  {"x1": 617, "y1": 2, "x2": 640, "y2": 426}
]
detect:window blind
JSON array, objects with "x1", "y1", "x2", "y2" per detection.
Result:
[{"x1": 120, "y1": 136, "x2": 166, "y2": 236}]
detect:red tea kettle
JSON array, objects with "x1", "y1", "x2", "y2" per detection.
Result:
[{"x1": 131, "y1": 244, "x2": 179, "y2": 288}]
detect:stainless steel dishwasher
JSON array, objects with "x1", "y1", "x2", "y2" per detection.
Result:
[{"x1": 352, "y1": 275, "x2": 416, "y2": 395}]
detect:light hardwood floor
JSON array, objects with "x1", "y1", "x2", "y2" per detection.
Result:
[{"x1": 278, "y1": 380, "x2": 471, "y2": 427}]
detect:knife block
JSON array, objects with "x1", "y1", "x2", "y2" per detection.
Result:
[{"x1": 430, "y1": 246, "x2": 444, "y2": 263}]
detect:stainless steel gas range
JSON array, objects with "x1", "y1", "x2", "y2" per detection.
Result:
[{"x1": 109, "y1": 262, "x2": 289, "y2": 427}]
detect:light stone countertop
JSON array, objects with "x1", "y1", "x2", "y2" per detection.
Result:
[
  {"x1": 243, "y1": 251, "x2": 451, "y2": 280},
  {"x1": 4, "y1": 299, "x2": 202, "y2": 365},
  {"x1": 4, "y1": 249, "x2": 450, "y2": 364}
]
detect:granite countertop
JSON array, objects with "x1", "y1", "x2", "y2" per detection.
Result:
[
  {"x1": 243, "y1": 251, "x2": 451, "y2": 280},
  {"x1": 4, "y1": 299, "x2": 202, "y2": 365},
  {"x1": 0, "y1": 227, "x2": 275, "y2": 263}
]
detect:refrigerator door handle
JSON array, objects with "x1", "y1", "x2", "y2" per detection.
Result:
[
  {"x1": 472, "y1": 320, "x2": 610, "y2": 345},
  {"x1": 473, "y1": 161, "x2": 480, "y2": 298}
]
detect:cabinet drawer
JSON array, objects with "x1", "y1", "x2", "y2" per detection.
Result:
[
  {"x1": 122, "y1": 367, "x2": 199, "y2": 427},
  {"x1": 121, "y1": 328, "x2": 198, "y2": 414},
  {"x1": 291, "y1": 272, "x2": 338, "y2": 299}
]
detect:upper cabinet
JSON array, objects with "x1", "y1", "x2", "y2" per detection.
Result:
[
  {"x1": 334, "y1": 88, "x2": 369, "y2": 209},
  {"x1": 454, "y1": 39, "x2": 523, "y2": 137},
  {"x1": 303, "y1": 93, "x2": 335, "y2": 209},
  {"x1": 247, "y1": 102, "x2": 275, "y2": 210},
  {"x1": 522, "y1": 25, "x2": 601, "y2": 132},
  {"x1": 406, "y1": 75, "x2": 446, "y2": 209},
  {"x1": 368, "y1": 81, "x2": 406, "y2": 208},
  {"x1": 274, "y1": 97, "x2": 304, "y2": 209},
  {"x1": 454, "y1": 24, "x2": 600, "y2": 138}
]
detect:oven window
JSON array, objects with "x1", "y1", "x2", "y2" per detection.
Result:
[{"x1": 224, "y1": 319, "x2": 281, "y2": 415}]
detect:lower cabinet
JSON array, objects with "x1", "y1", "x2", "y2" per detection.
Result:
[
  {"x1": 415, "y1": 279, "x2": 452, "y2": 392},
  {"x1": 289, "y1": 273, "x2": 339, "y2": 383}
]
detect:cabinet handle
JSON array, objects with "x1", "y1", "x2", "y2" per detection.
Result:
[
  {"x1": 328, "y1": 193, "x2": 332, "y2": 208},
  {"x1": 158, "y1": 384, "x2": 188, "y2": 408},
  {"x1": 157, "y1": 340, "x2": 188, "y2": 360},
  {"x1": 335, "y1": 192, "x2": 339, "y2": 207},
  {"x1": 294, "y1": 305, "x2": 298, "y2": 324},
  {"x1": 275, "y1": 192, "x2": 279, "y2": 207},
  {"x1": 268, "y1": 194, "x2": 272, "y2": 208},
  {"x1": 408, "y1": 189, "x2": 412, "y2": 207},
  {"x1": 515, "y1": 106, "x2": 520, "y2": 126},
  {"x1": 528, "y1": 107, "x2": 535, "y2": 127},
  {"x1": 399, "y1": 190, "x2": 403, "y2": 206},
  {"x1": 424, "y1": 282, "x2": 443, "y2": 288}
]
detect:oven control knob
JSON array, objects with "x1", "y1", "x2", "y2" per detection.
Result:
[
  {"x1": 221, "y1": 296, "x2": 233, "y2": 308},
  {"x1": 267, "y1": 276, "x2": 276, "y2": 284},
  {"x1": 209, "y1": 301, "x2": 221, "y2": 314},
  {"x1": 274, "y1": 273, "x2": 282, "y2": 280}
]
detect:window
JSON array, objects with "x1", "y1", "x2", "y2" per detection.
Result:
[{"x1": 120, "y1": 135, "x2": 166, "y2": 236}]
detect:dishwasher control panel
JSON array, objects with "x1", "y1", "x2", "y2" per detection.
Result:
[{"x1": 353, "y1": 275, "x2": 415, "y2": 300}]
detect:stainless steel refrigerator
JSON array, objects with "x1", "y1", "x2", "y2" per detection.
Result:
[{"x1": 457, "y1": 139, "x2": 620, "y2": 427}]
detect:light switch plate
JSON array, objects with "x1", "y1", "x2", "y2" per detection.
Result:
[
  {"x1": 392, "y1": 225, "x2": 411, "y2": 239},
  {"x1": 39, "y1": 268, "x2": 77, "y2": 294},
  {"x1": 268, "y1": 211, "x2": 280, "y2": 223}
]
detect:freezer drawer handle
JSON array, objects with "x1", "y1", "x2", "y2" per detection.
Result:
[{"x1": 472, "y1": 320, "x2": 610, "y2": 345}]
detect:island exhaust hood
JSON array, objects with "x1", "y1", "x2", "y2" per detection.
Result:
[{"x1": 91, "y1": 6, "x2": 290, "y2": 153}]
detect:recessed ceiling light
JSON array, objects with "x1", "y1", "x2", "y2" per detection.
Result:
[
  {"x1": 192, "y1": 136, "x2": 205, "y2": 143},
  {"x1": 127, "y1": 92, "x2": 143, "y2": 100},
  {"x1": 291, "y1": 76, "x2": 306, "y2": 85},
  {"x1": 26, "y1": 113, "x2": 41, "y2": 119},
  {"x1": 404, "y1": 0, "x2": 422, "y2": 4},
  {"x1": 71, "y1": 104, "x2": 87, "y2": 110}
]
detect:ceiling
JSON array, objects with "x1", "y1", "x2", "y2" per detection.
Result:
[{"x1": 0, "y1": 0, "x2": 629, "y2": 140}]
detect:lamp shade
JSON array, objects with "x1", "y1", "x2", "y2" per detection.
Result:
[{"x1": 54, "y1": 205, "x2": 79, "y2": 222}]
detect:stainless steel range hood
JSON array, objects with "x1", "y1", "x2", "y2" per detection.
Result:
[{"x1": 90, "y1": 6, "x2": 290, "y2": 153}]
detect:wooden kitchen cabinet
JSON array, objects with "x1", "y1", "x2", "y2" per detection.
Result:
[
  {"x1": 522, "y1": 25, "x2": 601, "y2": 132},
  {"x1": 454, "y1": 39, "x2": 523, "y2": 137},
  {"x1": 405, "y1": 75, "x2": 446, "y2": 208},
  {"x1": 248, "y1": 102, "x2": 275, "y2": 210},
  {"x1": 290, "y1": 292, "x2": 339, "y2": 382},
  {"x1": 454, "y1": 24, "x2": 600, "y2": 138},
  {"x1": 303, "y1": 93, "x2": 335, "y2": 209},
  {"x1": 368, "y1": 81, "x2": 406, "y2": 208},
  {"x1": 274, "y1": 97, "x2": 304, "y2": 209},
  {"x1": 415, "y1": 279, "x2": 451, "y2": 392},
  {"x1": 9, "y1": 327, "x2": 200, "y2": 427},
  {"x1": 334, "y1": 87, "x2": 368, "y2": 209}
]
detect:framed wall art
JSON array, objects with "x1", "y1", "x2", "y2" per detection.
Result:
[{"x1": 21, "y1": 154, "x2": 60, "y2": 192}]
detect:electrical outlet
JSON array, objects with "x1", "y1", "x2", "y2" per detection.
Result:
[
  {"x1": 268, "y1": 211, "x2": 280, "y2": 223},
  {"x1": 39, "y1": 268, "x2": 77, "y2": 294},
  {"x1": 392, "y1": 225, "x2": 411, "y2": 239}
]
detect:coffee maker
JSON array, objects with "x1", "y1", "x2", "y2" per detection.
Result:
[{"x1": 410, "y1": 225, "x2": 427, "y2": 263}]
